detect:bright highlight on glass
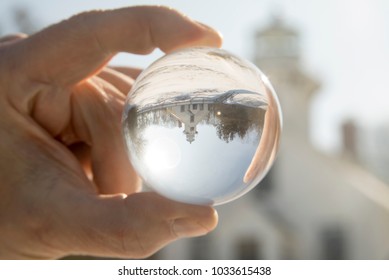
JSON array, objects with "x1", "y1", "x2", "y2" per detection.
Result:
[{"x1": 122, "y1": 47, "x2": 282, "y2": 205}]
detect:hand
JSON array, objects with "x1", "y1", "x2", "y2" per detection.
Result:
[{"x1": 0, "y1": 6, "x2": 222, "y2": 259}]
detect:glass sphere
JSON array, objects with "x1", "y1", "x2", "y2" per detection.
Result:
[{"x1": 122, "y1": 47, "x2": 282, "y2": 205}]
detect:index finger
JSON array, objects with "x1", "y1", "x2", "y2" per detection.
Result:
[
  {"x1": 244, "y1": 86, "x2": 281, "y2": 183},
  {"x1": 6, "y1": 6, "x2": 222, "y2": 88}
]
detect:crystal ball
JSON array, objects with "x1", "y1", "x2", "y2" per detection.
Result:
[{"x1": 122, "y1": 47, "x2": 282, "y2": 205}]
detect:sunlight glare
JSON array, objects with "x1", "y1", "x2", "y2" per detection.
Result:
[{"x1": 144, "y1": 137, "x2": 181, "y2": 172}]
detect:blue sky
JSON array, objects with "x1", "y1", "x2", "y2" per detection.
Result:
[{"x1": 1, "y1": 0, "x2": 389, "y2": 152}]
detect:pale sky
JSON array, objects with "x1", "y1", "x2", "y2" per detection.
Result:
[{"x1": 1, "y1": 0, "x2": 389, "y2": 153}]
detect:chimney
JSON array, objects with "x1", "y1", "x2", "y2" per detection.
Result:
[{"x1": 342, "y1": 119, "x2": 358, "y2": 161}]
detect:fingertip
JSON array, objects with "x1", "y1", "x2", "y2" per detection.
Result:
[
  {"x1": 172, "y1": 219, "x2": 209, "y2": 238},
  {"x1": 163, "y1": 21, "x2": 223, "y2": 53},
  {"x1": 172, "y1": 206, "x2": 218, "y2": 238},
  {"x1": 207, "y1": 206, "x2": 219, "y2": 231},
  {"x1": 195, "y1": 21, "x2": 223, "y2": 48},
  {"x1": 144, "y1": 6, "x2": 222, "y2": 53},
  {"x1": 243, "y1": 170, "x2": 253, "y2": 184}
]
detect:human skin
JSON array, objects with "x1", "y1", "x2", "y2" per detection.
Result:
[
  {"x1": 244, "y1": 85, "x2": 282, "y2": 184},
  {"x1": 0, "y1": 6, "x2": 222, "y2": 259}
]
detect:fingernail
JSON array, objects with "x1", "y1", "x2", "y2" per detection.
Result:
[{"x1": 172, "y1": 219, "x2": 209, "y2": 238}]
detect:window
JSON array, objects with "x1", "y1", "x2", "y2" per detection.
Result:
[
  {"x1": 236, "y1": 237, "x2": 262, "y2": 260},
  {"x1": 180, "y1": 105, "x2": 185, "y2": 112},
  {"x1": 192, "y1": 104, "x2": 198, "y2": 110},
  {"x1": 321, "y1": 226, "x2": 346, "y2": 260},
  {"x1": 199, "y1": 104, "x2": 204, "y2": 110},
  {"x1": 191, "y1": 235, "x2": 210, "y2": 259}
]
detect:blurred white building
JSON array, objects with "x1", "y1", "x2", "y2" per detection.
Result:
[
  {"x1": 157, "y1": 18, "x2": 389, "y2": 260},
  {"x1": 354, "y1": 121, "x2": 389, "y2": 184}
]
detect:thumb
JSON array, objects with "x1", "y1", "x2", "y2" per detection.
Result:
[{"x1": 61, "y1": 192, "x2": 218, "y2": 258}]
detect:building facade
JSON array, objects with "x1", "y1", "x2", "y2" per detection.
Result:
[{"x1": 157, "y1": 18, "x2": 389, "y2": 260}]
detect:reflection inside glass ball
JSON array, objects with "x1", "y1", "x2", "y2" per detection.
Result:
[{"x1": 122, "y1": 47, "x2": 282, "y2": 205}]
